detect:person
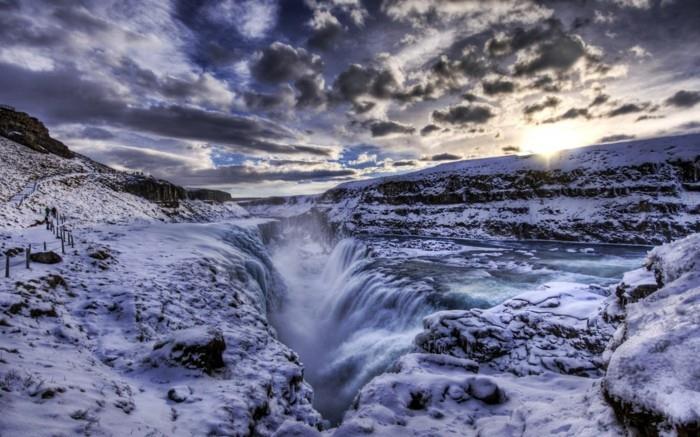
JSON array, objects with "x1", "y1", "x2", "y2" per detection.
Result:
[
  {"x1": 51, "y1": 207, "x2": 57, "y2": 218},
  {"x1": 44, "y1": 206, "x2": 50, "y2": 219}
]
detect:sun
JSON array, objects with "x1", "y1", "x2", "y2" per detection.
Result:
[{"x1": 520, "y1": 123, "x2": 594, "y2": 157}]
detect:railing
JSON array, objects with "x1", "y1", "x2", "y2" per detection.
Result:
[{"x1": 3, "y1": 214, "x2": 76, "y2": 278}]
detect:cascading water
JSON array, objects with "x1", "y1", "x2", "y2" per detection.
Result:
[
  {"x1": 268, "y1": 232, "x2": 648, "y2": 425},
  {"x1": 270, "y1": 237, "x2": 437, "y2": 424}
]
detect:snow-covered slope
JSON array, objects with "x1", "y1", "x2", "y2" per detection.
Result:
[
  {"x1": 245, "y1": 134, "x2": 700, "y2": 245},
  {"x1": 0, "y1": 136, "x2": 248, "y2": 229},
  {"x1": 0, "y1": 221, "x2": 321, "y2": 436}
]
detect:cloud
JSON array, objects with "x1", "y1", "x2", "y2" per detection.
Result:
[
  {"x1": 307, "y1": 9, "x2": 344, "y2": 50},
  {"x1": 180, "y1": 166, "x2": 356, "y2": 185},
  {"x1": 79, "y1": 126, "x2": 115, "y2": 140},
  {"x1": 392, "y1": 160, "x2": 416, "y2": 167},
  {"x1": 423, "y1": 153, "x2": 462, "y2": 161},
  {"x1": 332, "y1": 64, "x2": 401, "y2": 102},
  {"x1": 606, "y1": 102, "x2": 649, "y2": 117},
  {"x1": 545, "y1": 107, "x2": 590, "y2": 123},
  {"x1": 207, "y1": 0, "x2": 279, "y2": 40},
  {"x1": 589, "y1": 93, "x2": 610, "y2": 107},
  {"x1": 665, "y1": 90, "x2": 700, "y2": 108},
  {"x1": 502, "y1": 145, "x2": 520, "y2": 153},
  {"x1": 523, "y1": 96, "x2": 560, "y2": 115},
  {"x1": 482, "y1": 78, "x2": 515, "y2": 95},
  {"x1": 0, "y1": 61, "x2": 330, "y2": 156},
  {"x1": 420, "y1": 124, "x2": 441, "y2": 136},
  {"x1": 369, "y1": 120, "x2": 416, "y2": 137},
  {"x1": 251, "y1": 42, "x2": 323, "y2": 84},
  {"x1": 432, "y1": 104, "x2": 494, "y2": 125},
  {"x1": 598, "y1": 134, "x2": 636, "y2": 143}
]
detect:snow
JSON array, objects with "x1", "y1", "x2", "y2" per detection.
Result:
[
  {"x1": 604, "y1": 233, "x2": 700, "y2": 430},
  {"x1": 0, "y1": 221, "x2": 321, "y2": 436}
]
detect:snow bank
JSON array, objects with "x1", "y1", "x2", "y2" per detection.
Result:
[{"x1": 604, "y1": 233, "x2": 700, "y2": 433}]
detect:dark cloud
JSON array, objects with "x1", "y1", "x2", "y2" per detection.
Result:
[
  {"x1": 523, "y1": 96, "x2": 560, "y2": 115},
  {"x1": 482, "y1": 78, "x2": 515, "y2": 95},
  {"x1": 333, "y1": 64, "x2": 401, "y2": 103},
  {"x1": 79, "y1": 126, "x2": 115, "y2": 140},
  {"x1": 181, "y1": 166, "x2": 356, "y2": 185},
  {"x1": 251, "y1": 42, "x2": 323, "y2": 84},
  {"x1": 502, "y1": 145, "x2": 520, "y2": 153},
  {"x1": 607, "y1": 103, "x2": 649, "y2": 117},
  {"x1": 635, "y1": 114, "x2": 664, "y2": 122},
  {"x1": 589, "y1": 93, "x2": 610, "y2": 107},
  {"x1": 432, "y1": 105, "x2": 494, "y2": 125},
  {"x1": 244, "y1": 87, "x2": 294, "y2": 111},
  {"x1": 369, "y1": 120, "x2": 415, "y2": 137},
  {"x1": 543, "y1": 107, "x2": 589, "y2": 123},
  {"x1": 528, "y1": 75, "x2": 563, "y2": 92},
  {"x1": 0, "y1": 62, "x2": 329, "y2": 156},
  {"x1": 665, "y1": 90, "x2": 700, "y2": 108},
  {"x1": 392, "y1": 160, "x2": 416, "y2": 167},
  {"x1": 424, "y1": 153, "x2": 462, "y2": 161},
  {"x1": 295, "y1": 74, "x2": 326, "y2": 108},
  {"x1": 598, "y1": 134, "x2": 635, "y2": 143},
  {"x1": 420, "y1": 124, "x2": 441, "y2": 136},
  {"x1": 307, "y1": 10, "x2": 344, "y2": 51}
]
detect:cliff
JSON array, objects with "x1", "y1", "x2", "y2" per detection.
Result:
[
  {"x1": 0, "y1": 106, "x2": 73, "y2": 158},
  {"x1": 246, "y1": 134, "x2": 700, "y2": 245}
]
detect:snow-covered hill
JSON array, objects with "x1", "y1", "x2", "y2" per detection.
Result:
[
  {"x1": 245, "y1": 134, "x2": 700, "y2": 245},
  {"x1": 0, "y1": 136, "x2": 248, "y2": 229}
]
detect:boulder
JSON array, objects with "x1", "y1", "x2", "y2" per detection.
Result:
[
  {"x1": 151, "y1": 327, "x2": 226, "y2": 374},
  {"x1": 29, "y1": 251, "x2": 62, "y2": 264}
]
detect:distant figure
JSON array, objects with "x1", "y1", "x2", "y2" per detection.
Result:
[
  {"x1": 44, "y1": 206, "x2": 50, "y2": 219},
  {"x1": 51, "y1": 207, "x2": 57, "y2": 218}
]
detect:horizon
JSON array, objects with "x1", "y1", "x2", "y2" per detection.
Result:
[{"x1": 0, "y1": 0, "x2": 699, "y2": 197}]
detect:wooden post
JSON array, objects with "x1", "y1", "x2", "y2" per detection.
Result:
[
  {"x1": 61, "y1": 235, "x2": 65, "y2": 254},
  {"x1": 5, "y1": 254, "x2": 9, "y2": 278},
  {"x1": 70, "y1": 233, "x2": 74, "y2": 248},
  {"x1": 26, "y1": 245, "x2": 30, "y2": 269}
]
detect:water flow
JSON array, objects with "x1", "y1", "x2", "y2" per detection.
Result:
[
  {"x1": 270, "y1": 237, "x2": 433, "y2": 424},
  {"x1": 269, "y1": 234, "x2": 647, "y2": 424}
]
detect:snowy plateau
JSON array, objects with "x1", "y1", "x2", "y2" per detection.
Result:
[{"x1": 1, "y1": 120, "x2": 700, "y2": 437}]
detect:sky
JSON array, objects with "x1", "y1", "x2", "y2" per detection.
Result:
[{"x1": 0, "y1": 0, "x2": 699, "y2": 197}]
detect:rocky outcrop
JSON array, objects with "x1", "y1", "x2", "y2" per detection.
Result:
[
  {"x1": 243, "y1": 135, "x2": 700, "y2": 245},
  {"x1": 150, "y1": 327, "x2": 226, "y2": 374},
  {"x1": 0, "y1": 106, "x2": 73, "y2": 158},
  {"x1": 603, "y1": 233, "x2": 700, "y2": 435},
  {"x1": 187, "y1": 188, "x2": 232, "y2": 203},
  {"x1": 121, "y1": 175, "x2": 187, "y2": 204}
]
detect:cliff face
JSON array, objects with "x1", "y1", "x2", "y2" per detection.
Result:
[
  {"x1": 187, "y1": 188, "x2": 232, "y2": 203},
  {"x1": 247, "y1": 134, "x2": 700, "y2": 245},
  {"x1": 0, "y1": 106, "x2": 73, "y2": 158},
  {"x1": 121, "y1": 176, "x2": 188, "y2": 204}
]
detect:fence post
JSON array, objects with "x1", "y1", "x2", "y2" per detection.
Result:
[
  {"x1": 61, "y1": 235, "x2": 65, "y2": 254},
  {"x1": 4, "y1": 254, "x2": 8, "y2": 278},
  {"x1": 70, "y1": 232, "x2": 74, "y2": 248},
  {"x1": 26, "y1": 245, "x2": 30, "y2": 269}
]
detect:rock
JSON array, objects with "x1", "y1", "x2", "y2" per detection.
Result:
[
  {"x1": 468, "y1": 377, "x2": 503, "y2": 405},
  {"x1": 151, "y1": 327, "x2": 226, "y2": 374},
  {"x1": 88, "y1": 249, "x2": 111, "y2": 260},
  {"x1": 187, "y1": 188, "x2": 232, "y2": 203},
  {"x1": 167, "y1": 385, "x2": 191, "y2": 403},
  {"x1": 30, "y1": 251, "x2": 62, "y2": 264},
  {"x1": 122, "y1": 176, "x2": 187, "y2": 204},
  {"x1": 0, "y1": 106, "x2": 73, "y2": 158}
]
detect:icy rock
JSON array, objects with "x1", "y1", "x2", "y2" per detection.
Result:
[
  {"x1": 604, "y1": 233, "x2": 700, "y2": 434},
  {"x1": 415, "y1": 283, "x2": 614, "y2": 376},
  {"x1": 29, "y1": 251, "x2": 62, "y2": 264},
  {"x1": 272, "y1": 421, "x2": 322, "y2": 437},
  {"x1": 151, "y1": 327, "x2": 226, "y2": 374},
  {"x1": 167, "y1": 385, "x2": 191, "y2": 403}
]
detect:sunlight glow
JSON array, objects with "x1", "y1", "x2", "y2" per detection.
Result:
[{"x1": 520, "y1": 123, "x2": 594, "y2": 156}]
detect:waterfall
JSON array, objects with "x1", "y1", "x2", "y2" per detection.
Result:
[{"x1": 270, "y1": 237, "x2": 436, "y2": 424}]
